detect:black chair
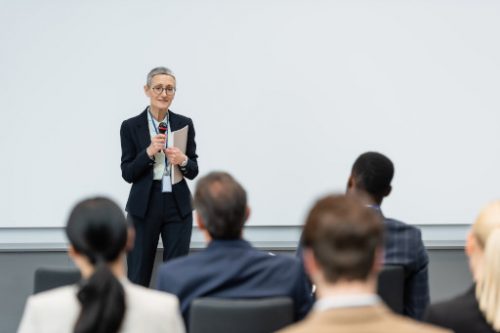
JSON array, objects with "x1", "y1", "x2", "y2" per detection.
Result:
[
  {"x1": 377, "y1": 265, "x2": 405, "y2": 314},
  {"x1": 189, "y1": 297, "x2": 294, "y2": 333},
  {"x1": 33, "y1": 267, "x2": 81, "y2": 294}
]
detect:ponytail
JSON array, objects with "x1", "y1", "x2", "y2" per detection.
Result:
[
  {"x1": 75, "y1": 260, "x2": 125, "y2": 333},
  {"x1": 476, "y1": 228, "x2": 500, "y2": 330},
  {"x1": 65, "y1": 197, "x2": 129, "y2": 333}
]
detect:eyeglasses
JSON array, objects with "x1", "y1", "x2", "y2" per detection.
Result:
[{"x1": 151, "y1": 86, "x2": 176, "y2": 95}]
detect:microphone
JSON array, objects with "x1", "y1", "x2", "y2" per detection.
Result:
[{"x1": 158, "y1": 122, "x2": 168, "y2": 134}]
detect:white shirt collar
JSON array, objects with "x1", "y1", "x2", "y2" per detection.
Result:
[{"x1": 314, "y1": 294, "x2": 381, "y2": 312}]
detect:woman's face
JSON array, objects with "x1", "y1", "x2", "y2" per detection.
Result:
[{"x1": 145, "y1": 74, "x2": 176, "y2": 111}]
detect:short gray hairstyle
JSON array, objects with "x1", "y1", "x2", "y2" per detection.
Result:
[{"x1": 146, "y1": 67, "x2": 176, "y2": 87}]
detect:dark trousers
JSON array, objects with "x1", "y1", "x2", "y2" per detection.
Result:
[{"x1": 127, "y1": 181, "x2": 193, "y2": 287}]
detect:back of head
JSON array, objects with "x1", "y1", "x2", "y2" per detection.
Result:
[
  {"x1": 472, "y1": 201, "x2": 500, "y2": 330},
  {"x1": 193, "y1": 171, "x2": 247, "y2": 240},
  {"x1": 66, "y1": 197, "x2": 128, "y2": 333},
  {"x1": 302, "y1": 195, "x2": 383, "y2": 283},
  {"x1": 351, "y1": 152, "x2": 394, "y2": 201}
]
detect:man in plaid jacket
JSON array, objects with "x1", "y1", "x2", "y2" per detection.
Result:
[
  {"x1": 345, "y1": 151, "x2": 430, "y2": 319},
  {"x1": 297, "y1": 151, "x2": 430, "y2": 320}
]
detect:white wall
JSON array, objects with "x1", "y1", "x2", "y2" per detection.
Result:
[{"x1": 1, "y1": 0, "x2": 499, "y2": 228}]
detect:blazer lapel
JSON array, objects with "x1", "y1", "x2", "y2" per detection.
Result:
[{"x1": 168, "y1": 110, "x2": 183, "y2": 132}]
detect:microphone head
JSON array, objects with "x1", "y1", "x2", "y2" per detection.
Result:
[{"x1": 158, "y1": 122, "x2": 168, "y2": 134}]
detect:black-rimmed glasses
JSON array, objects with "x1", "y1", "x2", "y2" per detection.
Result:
[{"x1": 151, "y1": 86, "x2": 176, "y2": 95}]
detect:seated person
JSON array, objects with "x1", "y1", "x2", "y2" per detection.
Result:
[
  {"x1": 278, "y1": 194, "x2": 450, "y2": 333},
  {"x1": 297, "y1": 151, "x2": 430, "y2": 319},
  {"x1": 18, "y1": 197, "x2": 185, "y2": 333},
  {"x1": 424, "y1": 201, "x2": 500, "y2": 333},
  {"x1": 156, "y1": 171, "x2": 313, "y2": 326}
]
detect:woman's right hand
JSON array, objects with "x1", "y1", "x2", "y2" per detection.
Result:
[{"x1": 146, "y1": 134, "x2": 166, "y2": 158}]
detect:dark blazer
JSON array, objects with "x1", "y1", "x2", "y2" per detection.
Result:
[
  {"x1": 156, "y1": 239, "x2": 314, "y2": 326},
  {"x1": 424, "y1": 285, "x2": 497, "y2": 333},
  {"x1": 120, "y1": 108, "x2": 198, "y2": 219},
  {"x1": 383, "y1": 216, "x2": 429, "y2": 320}
]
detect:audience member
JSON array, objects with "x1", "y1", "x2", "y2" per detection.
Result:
[
  {"x1": 156, "y1": 171, "x2": 313, "y2": 326},
  {"x1": 297, "y1": 151, "x2": 430, "y2": 319},
  {"x1": 346, "y1": 152, "x2": 430, "y2": 319},
  {"x1": 424, "y1": 201, "x2": 500, "y2": 333},
  {"x1": 278, "y1": 195, "x2": 450, "y2": 333},
  {"x1": 18, "y1": 197, "x2": 185, "y2": 333}
]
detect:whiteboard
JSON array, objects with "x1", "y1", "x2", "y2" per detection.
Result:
[{"x1": 1, "y1": 0, "x2": 499, "y2": 228}]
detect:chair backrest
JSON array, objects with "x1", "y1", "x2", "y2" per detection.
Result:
[
  {"x1": 33, "y1": 267, "x2": 81, "y2": 294},
  {"x1": 377, "y1": 265, "x2": 405, "y2": 314},
  {"x1": 189, "y1": 297, "x2": 294, "y2": 333}
]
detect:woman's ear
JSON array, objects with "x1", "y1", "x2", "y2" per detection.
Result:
[
  {"x1": 465, "y1": 231, "x2": 477, "y2": 257},
  {"x1": 68, "y1": 245, "x2": 77, "y2": 259}
]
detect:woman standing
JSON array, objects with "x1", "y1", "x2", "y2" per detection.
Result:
[{"x1": 120, "y1": 67, "x2": 198, "y2": 287}]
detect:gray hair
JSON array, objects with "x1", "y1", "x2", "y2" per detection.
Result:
[{"x1": 146, "y1": 67, "x2": 176, "y2": 87}]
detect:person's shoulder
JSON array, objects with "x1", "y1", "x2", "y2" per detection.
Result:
[
  {"x1": 384, "y1": 217, "x2": 418, "y2": 231},
  {"x1": 384, "y1": 217, "x2": 423, "y2": 241},
  {"x1": 248, "y1": 248, "x2": 298, "y2": 264},
  {"x1": 386, "y1": 311, "x2": 452, "y2": 333},
  {"x1": 123, "y1": 282, "x2": 184, "y2": 333},
  {"x1": 160, "y1": 250, "x2": 201, "y2": 270},
  {"x1": 425, "y1": 287, "x2": 480, "y2": 327},
  {"x1": 126, "y1": 282, "x2": 179, "y2": 307},
  {"x1": 25, "y1": 285, "x2": 79, "y2": 313},
  {"x1": 157, "y1": 251, "x2": 202, "y2": 282},
  {"x1": 428, "y1": 289, "x2": 472, "y2": 313},
  {"x1": 122, "y1": 109, "x2": 148, "y2": 126},
  {"x1": 253, "y1": 251, "x2": 305, "y2": 278}
]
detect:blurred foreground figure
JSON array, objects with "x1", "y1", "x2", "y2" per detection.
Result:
[{"x1": 18, "y1": 197, "x2": 185, "y2": 333}]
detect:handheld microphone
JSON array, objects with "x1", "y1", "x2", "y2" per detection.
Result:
[{"x1": 158, "y1": 122, "x2": 168, "y2": 134}]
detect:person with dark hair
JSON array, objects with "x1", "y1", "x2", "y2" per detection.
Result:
[
  {"x1": 18, "y1": 197, "x2": 185, "y2": 333},
  {"x1": 296, "y1": 151, "x2": 430, "y2": 320},
  {"x1": 424, "y1": 201, "x2": 500, "y2": 333},
  {"x1": 120, "y1": 66, "x2": 198, "y2": 287},
  {"x1": 156, "y1": 171, "x2": 313, "y2": 326},
  {"x1": 279, "y1": 195, "x2": 450, "y2": 333},
  {"x1": 347, "y1": 152, "x2": 430, "y2": 319}
]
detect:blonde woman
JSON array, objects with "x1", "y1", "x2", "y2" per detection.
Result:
[{"x1": 424, "y1": 201, "x2": 500, "y2": 333}]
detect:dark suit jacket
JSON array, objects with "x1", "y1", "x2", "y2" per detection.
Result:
[
  {"x1": 120, "y1": 108, "x2": 198, "y2": 219},
  {"x1": 424, "y1": 285, "x2": 497, "y2": 333},
  {"x1": 156, "y1": 239, "x2": 313, "y2": 326}
]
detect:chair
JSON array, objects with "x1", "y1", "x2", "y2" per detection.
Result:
[
  {"x1": 33, "y1": 267, "x2": 81, "y2": 294},
  {"x1": 189, "y1": 297, "x2": 294, "y2": 333},
  {"x1": 377, "y1": 265, "x2": 405, "y2": 314}
]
